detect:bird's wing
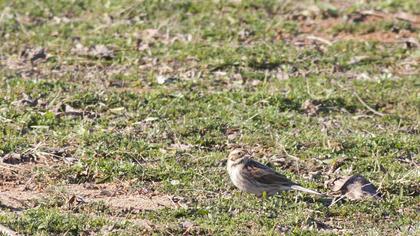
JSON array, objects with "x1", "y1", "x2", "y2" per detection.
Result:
[{"x1": 243, "y1": 160, "x2": 295, "y2": 186}]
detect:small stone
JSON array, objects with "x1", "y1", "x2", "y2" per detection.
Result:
[{"x1": 170, "y1": 180, "x2": 180, "y2": 186}]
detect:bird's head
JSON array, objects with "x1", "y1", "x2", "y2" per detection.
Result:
[{"x1": 228, "y1": 148, "x2": 250, "y2": 165}]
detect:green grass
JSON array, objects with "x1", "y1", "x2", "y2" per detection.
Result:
[{"x1": 0, "y1": 0, "x2": 419, "y2": 235}]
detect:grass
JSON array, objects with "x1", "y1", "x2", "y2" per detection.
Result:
[{"x1": 0, "y1": 0, "x2": 419, "y2": 235}]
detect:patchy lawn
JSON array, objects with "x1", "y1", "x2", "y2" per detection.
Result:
[{"x1": 0, "y1": 0, "x2": 419, "y2": 235}]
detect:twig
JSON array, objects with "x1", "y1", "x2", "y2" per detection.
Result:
[
  {"x1": 306, "y1": 35, "x2": 332, "y2": 46},
  {"x1": 334, "y1": 80, "x2": 385, "y2": 117},
  {"x1": 0, "y1": 165, "x2": 17, "y2": 171},
  {"x1": 394, "y1": 13, "x2": 420, "y2": 24},
  {"x1": 0, "y1": 163, "x2": 25, "y2": 171},
  {"x1": 360, "y1": 10, "x2": 385, "y2": 18},
  {"x1": 0, "y1": 223, "x2": 18, "y2": 236},
  {"x1": 353, "y1": 91, "x2": 385, "y2": 117},
  {"x1": 328, "y1": 195, "x2": 346, "y2": 207},
  {"x1": 305, "y1": 78, "x2": 320, "y2": 100},
  {"x1": 274, "y1": 134, "x2": 301, "y2": 162},
  {"x1": 280, "y1": 145, "x2": 300, "y2": 162},
  {"x1": 245, "y1": 112, "x2": 260, "y2": 123}
]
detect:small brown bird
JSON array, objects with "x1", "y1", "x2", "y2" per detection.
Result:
[{"x1": 227, "y1": 148, "x2": 322, "y2": 197}]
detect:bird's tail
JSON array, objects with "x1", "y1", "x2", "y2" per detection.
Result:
[{"x1": 290, "y1": 185, "x2": 323, "y2": 195}]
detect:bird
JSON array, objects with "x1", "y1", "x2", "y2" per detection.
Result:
[{"x1": 227, "y1": 148, "x2": 322, "y2": 197}]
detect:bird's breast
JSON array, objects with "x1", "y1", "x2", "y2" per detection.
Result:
[{"x1": 228, "y1": 164, "x2": 249, "y2": 191}]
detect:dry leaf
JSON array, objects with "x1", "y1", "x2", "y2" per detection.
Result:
[
  {"x1": 143, "y1": 117, "x2": 159, "y2": 122},
  {"x1": 301, "y1": 99, "x2": 321, "y2": 116},
  {"x1": 356, "y1": 72, "x2": 374, "y2": 81},
  {"x1": 182, "y1": 220, "x2": 194, "y2": 229},
  {"x1": 225, "y1": 128, "x2": 241, "y2": 140},
  {"x1": 71, "y1": 42, "x2": 89, "y2": 55},
  {"x1": 169, "y1": 143, "x2": 193, "y2": 151},
  {"x1": 55, "y1": 104, "x2": 84, "y2": 117},
  {"x1": 1, "y1": 153, "x2": 34, "y2": 165},
  {"x1": 109, "y1": 107, "x2": 125, "y2": 113},
  {"x1": 394, "y1": 12, "x2": 420, "y2": 23},
  {"x1": 21, "y1": 47, "x2": 47, "y2": 64},
  {"x1": 71, "y1": 43, "x2": 114, "y2": 60},
  {"x1": 135, "y1": 29, "x2": 162, "y2": 51},
  {"x1": 12, "y1": 93, "x2": 38, "y2": 107},
  {"x1": 349, "y1": 56, "x2": 370, "y2": 65},
  {"x1": 54, "y1": 104, "x2": 96, "y2": 118},
  {"x1": 142, "y1": 29, "x2": 160, "y2": 40},
  {"x1": 331, "y1": 175, "x2": 380, "y2": 200},
  {"x1": 275, "y1": 69, "x2": 289, "y2": 80},
  {"x1": 156, "y1": 75, "x2": 177, "y2": 84},
  {"x1": 327, "y1": 140, "x2": 343, "y2": 152},
  {"x1": 170, "y1": 179, "x2": 180, "y2": 185},
  {"x1": 90, "y1": 44, "x2": 114, "y2": 59},
  {"x1": 400, "y1": 37, "x2": 420, "y2": 49}
]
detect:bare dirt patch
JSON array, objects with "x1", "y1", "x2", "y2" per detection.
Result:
[
  {"x1": 0, "y1": 147, "x2": 174, "y2": 214},
  {"x1": 0, "y1": 182, "x2": 173, "y2": 212},
  {"x1": 61, "y1": 183, "x2": 173, "y2": 211},
  {"x1": 296, "y1": 11, "x2": 419, "y2": 44}
]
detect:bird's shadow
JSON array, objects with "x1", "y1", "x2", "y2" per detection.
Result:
[
  {"x1": 302, "y1": 195, "x2": 335, "y2": 206},
  {"x1": 258, "y1": 194, "x2": 336, "y2": 207}
]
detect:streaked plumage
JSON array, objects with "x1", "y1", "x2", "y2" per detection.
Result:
[{"x1": 227, "y1": 148, "x2": 322, "y2": 197}]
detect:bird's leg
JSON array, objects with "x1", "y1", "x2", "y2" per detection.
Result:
[
  {"x1": 262, "y1": 191, "x2": 268, "y2": 200},
  {"x1": 294, "y1": 194, "x2": 299, "y2": 203}
]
